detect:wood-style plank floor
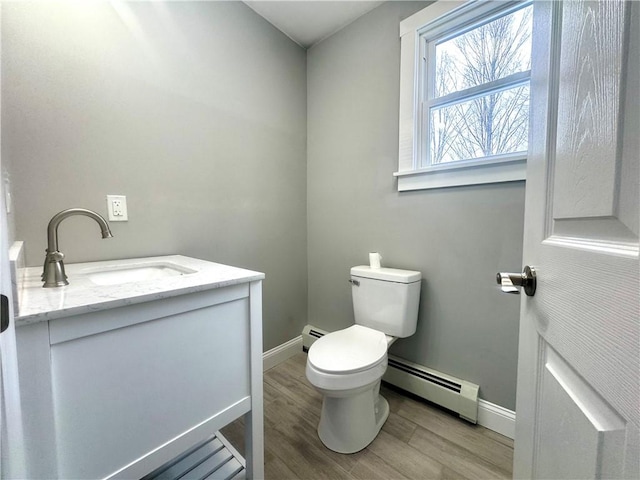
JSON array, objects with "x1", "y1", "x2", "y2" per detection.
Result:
[{"x1": 221, "y1": 353, "x2": 514, "y2": 480}]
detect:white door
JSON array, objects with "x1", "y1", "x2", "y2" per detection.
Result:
[{"x1": 513, "y1": 1, "x2": 639, "y2": 478}]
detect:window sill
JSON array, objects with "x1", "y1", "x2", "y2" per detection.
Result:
[{"x1": 394, "y1": 158, "x2": 526, "y2": 191}]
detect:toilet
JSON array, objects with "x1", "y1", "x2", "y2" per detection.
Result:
[{"x1": 305, "y1": 265, "x2": 421, "y2": 454}]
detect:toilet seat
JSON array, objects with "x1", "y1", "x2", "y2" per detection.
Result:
[
  {"x1": 308, "y1": 325, "x2": 388, "y2": 375},
  {"x1": 306, "y1": 325, "x2": 390, "y2": 392}
]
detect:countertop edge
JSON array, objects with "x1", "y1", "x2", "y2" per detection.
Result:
[
  {"x1": 15, "y1": 273, "x2": 265, "y2": 327},
  {"x1": 15, "y1": 255, "x2": 265, "y2": 327}
]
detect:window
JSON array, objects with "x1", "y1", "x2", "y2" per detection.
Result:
[{"x1": 396, "y1": 1, "x2": 533, "y2": 191}]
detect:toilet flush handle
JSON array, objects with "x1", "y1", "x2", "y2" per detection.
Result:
[{"x1": 348, "y1": 279, "x2": 360, "y2": 287}]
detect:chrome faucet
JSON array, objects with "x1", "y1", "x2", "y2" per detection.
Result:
[{"x1": 42, "y1": 208, "x2": 113, "y2": 288}]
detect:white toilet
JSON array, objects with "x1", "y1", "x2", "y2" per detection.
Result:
[{"x1": 305, "y1": 265, "x2": 421, "y2": 454}]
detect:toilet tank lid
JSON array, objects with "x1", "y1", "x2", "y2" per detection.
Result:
[{"x1": 351, "y1": 266, "x2": 421, "y2": 283}]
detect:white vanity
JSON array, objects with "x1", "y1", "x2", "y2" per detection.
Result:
[{"x1": 15, "y1": 255, "x2": 264, "y2": 479}]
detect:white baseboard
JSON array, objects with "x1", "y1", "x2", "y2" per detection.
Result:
[
  {"x1": 477, "y1": 399, "x2": 516, "y2": 439},
  {"x1": 263, "y1": 335, "x2": 303, "y2": 371}
]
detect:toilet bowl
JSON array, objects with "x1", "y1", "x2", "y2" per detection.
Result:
[
  {"x1": 305, "y1": 265, "x2": 421, "y2": 454},
  {"x1": 306, "y1": 325, "x2": 394, "y2": 453}
]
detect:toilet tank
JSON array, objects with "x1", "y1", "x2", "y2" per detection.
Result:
[{"x1": 350, "y1": 266, "x2": 421, "y2": 338}]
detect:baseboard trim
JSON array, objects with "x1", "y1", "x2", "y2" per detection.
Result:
[
  {"x1": 477, "y1": 399, "x2": 516, "y2": 439},
  {"x1": 263, "y1": 335, "x2": 303, "y2": 371}
]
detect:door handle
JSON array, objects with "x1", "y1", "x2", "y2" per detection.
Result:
[
  {"x1": 496, "y1": 266, "x2": 536, "y2": 296},
  {"x1": 1, "y1": 294, "x2": 9, "y2": 333}
]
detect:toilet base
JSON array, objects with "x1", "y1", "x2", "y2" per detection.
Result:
[{"x1": 317, "y1": 381, "x2": 389, "y2": 454}]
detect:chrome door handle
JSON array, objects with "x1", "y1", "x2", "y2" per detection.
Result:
[{"x1": 496, "y1": 266, "x2": 536, "y2": 296}]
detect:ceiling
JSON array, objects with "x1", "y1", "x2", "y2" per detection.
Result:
[{"x1": 243, "y1": 1, "x2": 384, "y2": 48}]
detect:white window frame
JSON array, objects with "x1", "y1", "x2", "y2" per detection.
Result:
[{"x1": 395, "y1": 0, "x2": 531, "y2": 191}]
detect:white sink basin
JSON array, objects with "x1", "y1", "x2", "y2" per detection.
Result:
[{"x1": 83, "y1": 262, "x2": 197, "y2": 286}]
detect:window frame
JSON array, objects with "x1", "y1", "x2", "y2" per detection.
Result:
[{"x1": 395, "y1": 0, "x2": 531, "y2": 191}]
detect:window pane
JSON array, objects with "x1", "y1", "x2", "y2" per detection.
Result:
[
  {"x1": 429, "y1": 84, "x2": 529, "y2": 164},
  {"x1": 434, "y1": 5, "x2": 532, "y2": 98}
]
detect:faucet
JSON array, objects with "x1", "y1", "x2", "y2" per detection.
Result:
[{"x1": 42, "y1": 208, "x2": 113, "y2": 288}]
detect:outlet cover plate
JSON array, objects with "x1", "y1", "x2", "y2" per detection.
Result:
[{"x1": 106, "y1": 195, "x2": 128, "y2": 221}]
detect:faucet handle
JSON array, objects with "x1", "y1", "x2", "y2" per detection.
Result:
[
  {"x1": 43, "y1": 250, "x2": 65, "y2": 279},
  {"x1": 47, "y1": 251, "x2": 64, "y2": 262}
]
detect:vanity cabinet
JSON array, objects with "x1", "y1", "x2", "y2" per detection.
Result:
[{"x1": 15, "y1": 258, "x2": 264, "y2": 479}]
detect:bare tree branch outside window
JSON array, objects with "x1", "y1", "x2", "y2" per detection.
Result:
[{"x1": 430, "y1": 6, "x2": 532, "y2": 164}]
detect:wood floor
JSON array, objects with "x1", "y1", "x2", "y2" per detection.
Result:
[{"x1": 221, "y1": 353, "x2": 514, "y2": 480}]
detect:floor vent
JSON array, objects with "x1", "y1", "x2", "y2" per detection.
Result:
[{"x1": 301, "y1": 324, "x2": 479, "y2": 423}]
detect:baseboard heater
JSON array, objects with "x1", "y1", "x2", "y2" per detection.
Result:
[{"x1": 302, "y1": 325, "x2": 479, "y2": 424}]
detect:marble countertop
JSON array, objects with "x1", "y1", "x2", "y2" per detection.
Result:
[{"x1": 16, "y1": 255, "x2": 265, "y2": 326}]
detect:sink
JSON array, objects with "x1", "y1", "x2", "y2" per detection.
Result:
[
  {"x1": 16, "y1": 255, "x2": 265, "y2": 323},
  {"x1": 83, "y1": 262, "x2": 197, "y2": 286}
]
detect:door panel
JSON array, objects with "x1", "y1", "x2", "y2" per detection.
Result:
[
  {"x1": 514, "y1": 1, "x2": 639, "y2": 478},
  {"x1": 536, "y1": 346, "x2": 626, "y2": 480},
  {"x1": 552, "y1": 1, "x2": 627, "y2": 222}
]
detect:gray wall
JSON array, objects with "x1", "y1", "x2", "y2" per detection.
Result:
[
  {"x1": 307, "y1": 1, "x2": 525, "y2": 409},
  {"x1": 2, "y1": 1, "x2": 308, "y2": 351},
  {"x1": 3, "y1": 0, "x2": 525, "y2": 409}
]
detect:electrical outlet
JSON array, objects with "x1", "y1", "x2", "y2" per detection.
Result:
[
  {"x1": 112, "y1": 199, "x2": 122, "y2": 216},
  {"x1": 107, "y1": 195, "x2": 128, "y2": 221}
]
